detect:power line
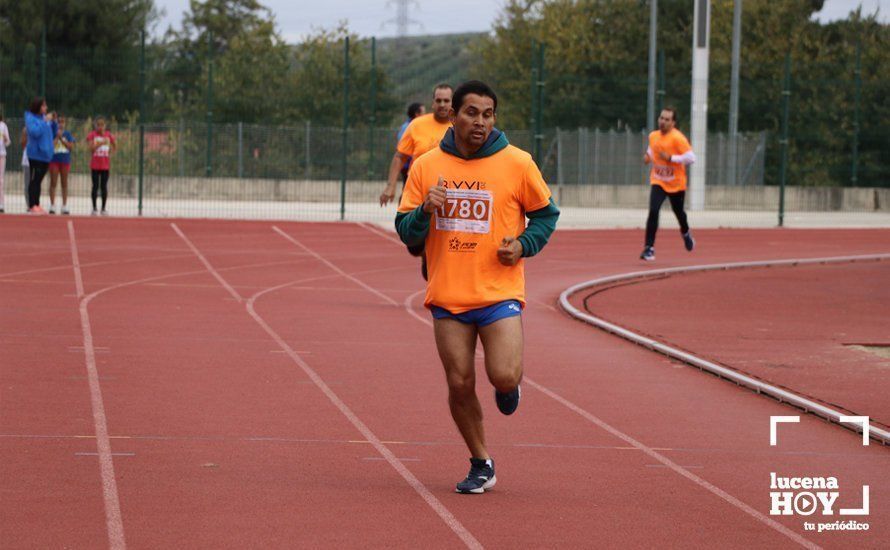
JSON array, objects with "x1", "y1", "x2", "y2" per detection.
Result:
[{"x1": 383, "y1": 0, "x2": 422, "y2": 41}]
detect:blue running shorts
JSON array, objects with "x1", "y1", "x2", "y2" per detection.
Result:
[{"x1": 430, "y1": 300, "x2": 522, "y2": 327}]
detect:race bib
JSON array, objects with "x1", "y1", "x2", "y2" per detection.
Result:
[
  {"x1": 95, "y1": 138, "x2": 110, "y2": 157},
  {"x1": 435, "y1": 189, "x2": 492, "y2": 234},
  {"x1": 653, "y1": 164, "x2": 675, "y2": 181}
]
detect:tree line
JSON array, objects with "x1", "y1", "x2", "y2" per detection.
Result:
[{"x1": 1, "y1": 0, "x2": 886, "y2": 185}]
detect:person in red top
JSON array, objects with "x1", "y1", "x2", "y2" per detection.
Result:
[
  {"x1": 641, "y1": 107, "x2": 696, "y2": 261},
  {"x1": 87, "y1": 116, "x2": 116, "y2": 216}
]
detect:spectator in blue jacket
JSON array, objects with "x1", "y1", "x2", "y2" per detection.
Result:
[{"x1": 24, "y1": 97, "x2": 56, "y2": 213}]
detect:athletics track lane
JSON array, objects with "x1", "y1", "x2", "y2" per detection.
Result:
[{"x1": 1, "y1": 217, "x2": 888, "y2": 548}]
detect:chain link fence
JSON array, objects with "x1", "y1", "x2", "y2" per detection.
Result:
[{"x1": 2, "y1": 32, "x2": 886, "y2": 227}]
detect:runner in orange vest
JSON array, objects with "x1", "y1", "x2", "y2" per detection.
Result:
[
  {"x1": 641, "y1": 107, "x2": 696, "y2": 261},
  {"x1": 379, "y1": 84, "x2": 453, "y2": 207}
]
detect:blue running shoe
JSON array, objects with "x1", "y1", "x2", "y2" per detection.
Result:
[
  {"x1": 495, "y1": 385, "x2": 521, "y2": 415},
  {"x1": 683, "y1": 232, "x2": 695, "y2": 251},
  {"x1": 456, "y1": 458, "x2": 496, "y2": 494},
  {"x1": 640, "y1": 246, "x2": 655, "y2": 261}
]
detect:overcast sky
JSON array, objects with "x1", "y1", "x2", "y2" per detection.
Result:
[{"x1": 152, "y1": 0, "x2": 888, "y2": 42}]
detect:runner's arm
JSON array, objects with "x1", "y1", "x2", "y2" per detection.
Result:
[
  {"x1": 517, "y1": 198, "x2": 560, "y2": 257},
  {"x1": 381, "y1": 152, "x2": 410, "y2": 204},
  {"x1": 670, "y1": 151, "x2": 696, "y2": 165},
  {"x1": 394, "y1": 206, "x2": 431, "y2": 248}
]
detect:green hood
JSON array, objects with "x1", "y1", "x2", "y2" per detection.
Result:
[{"x1": 439, "y1": 127, "x2": 509, "y2": 159}]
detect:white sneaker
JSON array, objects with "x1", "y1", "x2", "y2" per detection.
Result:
[
  {"x1": 49, "y1": 204, "x2": 56, "y2": 214},
  {"x1": 91, "y1": 209, "x2": 99, "y2": 216},
  {"x1": 100, "y1": 210, "x2": 109, "y2": 216},
  {"x1": 61, "y1": 205, "x2": 70, "y2": 215}
]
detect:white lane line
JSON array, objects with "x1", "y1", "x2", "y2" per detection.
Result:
[
  {"x1": 361, "y1": 227, "x2": 822, "y2": 549},
  {"x1": 0, "y1": 252, "x2": 196, "y2": 279},
  {"x1": 177, "y1": 227, "x2": 484, "y2": 550},
  {"x1": 558, "y1": 253, "x2": 890, "y2": 445},
  {"x1": 357, "y1": 221, "x2": 404, "y2": 246},
  {"x1": 248, "y1": 289, "x2": 486, "y2": 550},
  {"x1": 272, "y1": 226, "x2": 398, "y2": 306},
  {"x1": 68, "y1": 221, "x2": 127, "y2": 550},
  {"x1": 171, "y1": 223, "x2": 243, "y2": 302},
  {"x1": 362, "y1": 457, "x2": 421, "y2": 462},
  {"x1": 406, "y1": 289, "x2": 820, "y2": 550},
  {"x1": 75, "y1": 452, "x2": 136, "y2": 457}
]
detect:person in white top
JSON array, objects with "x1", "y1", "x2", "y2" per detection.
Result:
[{"x1": 0, "y1": 114, "x2": 9, "y2": 213}]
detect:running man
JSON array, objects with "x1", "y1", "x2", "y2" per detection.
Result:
[
  {"x1": 379, "y1": 84, "x2": 452, "y2": 207},
  {"x1": 395, "y1": 80, "x2": 560, "y2": 494},
  {"x1": 641, "y1": 107, "x2": 696, "y2": 261},
  {"x1": 381, "y1": 84, "x2": 453, "y2": 279}
]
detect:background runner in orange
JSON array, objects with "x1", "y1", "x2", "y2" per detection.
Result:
[
  {"x1": 379, "y1": 84, "x2": 453, "y2": 207},
  {"x1": 641, "y1": 107, "x2": 696, "y2": 261}
]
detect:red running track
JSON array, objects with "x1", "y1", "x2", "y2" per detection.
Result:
[
  {"x1": 580, "y1": 260, "x2": 890, "y2": 430},
  {"x1": 1, "y1": 216, "x2": 888, "y2": 549}
]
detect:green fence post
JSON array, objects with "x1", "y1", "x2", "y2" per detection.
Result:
[
  {"x1": 206, "y1": 31, "x2": 214, "y2": 178},
  {"x1": 237, "y1": 122, "x2": 243, "y2": 179},
  {"x1": 851, "y1": 40, "x2": 861, "y2": 187},
  {"x1": 368, "y1": 37, "x2": 377, "y2": 180},
  {"x1": 40, "y1": 25, "x2": 46, "y2": 97},
  {"x1": 138, "y1": 30, "x2": 146, "y2": 216},
  {"x1": 529, "y1": 39, "x2": 537, "y2": 146},
  {"x1": 534, "y1": 43, "x2": 545, "y2": 164},
  {"x1": 656, "y1": 49, "x2": 665, "y2": 114},
  {"x1": 778, "y1": 53, "x2": 791, "y2": 227},
  {"x1": 340, "y1": 36, "x2": 350, "y2": 221}
]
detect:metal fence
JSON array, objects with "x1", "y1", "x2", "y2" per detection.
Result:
[
  {"x1": 2, "y1": 28, "x2": 887, "y2": 227},
  {"x1": 547, "y1": 128, "x2": 766, "y2": 187}
]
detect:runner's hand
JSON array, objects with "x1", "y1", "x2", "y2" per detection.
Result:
[
  {"x1": 658, "y1": 150, "x2": 671, "y2": 162},
  {"x1": 379, "y1": 184, "x2": 396, "y2": 206},
  {"x1": 423, "y1": 176, "x2": 447, "y2": 214},
  {"x1": 497, "y1": 237, "x2": 523, "y2": 266}
]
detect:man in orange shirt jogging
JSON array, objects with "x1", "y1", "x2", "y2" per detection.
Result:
[
  {"x1": 379, "y1": 83, "x2": 453, "y2": 207},
  {"x1": 381, "y1": 84, "x2": 453, "y2": 279},
  {"x1": 395, "y1": 81, "x2": 560, "y2": 494},
  {"x1": 641, "y1": 107, "x2": 696, "y2": 261}
]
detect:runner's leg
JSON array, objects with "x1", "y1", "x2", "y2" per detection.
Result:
[
  {"x1": 478, "y1": 315, "x2": 523, "y2": 394},
  {"x1": 645, "y1": 184, "x2": 668, "y2": 247},
  {"x1": 434, "y1": 318, "x2": 488, "y2": 459}
]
